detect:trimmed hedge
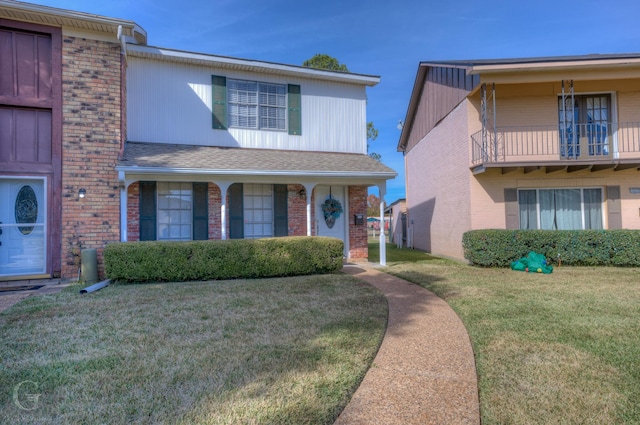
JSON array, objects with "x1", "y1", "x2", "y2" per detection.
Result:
[
  {"x1": 463, "y1": 229, "x2": 640, "y2": 267},
  {"x1": 104, "y1": 236, "x2": 344, "y2": 283}
]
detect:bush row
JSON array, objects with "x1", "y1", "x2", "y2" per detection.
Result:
[
  {"x1": 462, "y1": 229, "x2": 640, "y2": 267},
  {"x1": 104, "y1": 236, "x2": 344, "y2": 283}
]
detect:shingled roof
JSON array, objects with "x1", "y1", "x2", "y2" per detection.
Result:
[{"x1": 118, "y1": 142, "x2": 396, "y2": 178}]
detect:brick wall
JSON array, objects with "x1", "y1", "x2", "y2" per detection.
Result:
[
  {"x1": 60, "y1": 36, "x2": 122, "y2": 278},
  {"x1": 288, "y1": 184, "x2": 307, "y2": 236},
  {"x1": 127, "y1": 182, "x2": 140, "y2": 240},
  {"x1": 348, "y1": 186, "x2": 368, "y2": 259}
]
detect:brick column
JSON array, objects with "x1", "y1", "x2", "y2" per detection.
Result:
[{"x1": 60, "y1": 37, "x2": 122, "y2": 279}]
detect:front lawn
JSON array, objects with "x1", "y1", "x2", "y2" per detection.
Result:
[
  {"x1": 372, "y1": 243, "x2": 640, "y2": 424},
  {"x1": 0, "y1": 275, "x2": 386, "y2": 424}
]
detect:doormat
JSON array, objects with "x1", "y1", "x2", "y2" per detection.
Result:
[{"x1": 0, "y1": 285, "x2": 44, "y2": 293}]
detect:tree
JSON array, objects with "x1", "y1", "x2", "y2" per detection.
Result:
[
  {"x1": 303, "y1": 54, "x2": 381, "y2": 161},
  {"x1": 367, "y1": 122, "x2": 381, "y2": 162},
  {"x1": 367, "y1": 194, "x2": 381, "y2": 217},
  {"x1": 302, "y1": 54, "x2": 349, "y2": 72}
]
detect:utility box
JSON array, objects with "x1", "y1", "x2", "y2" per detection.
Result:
[
  {"x1": 81, "y1": 248, "x2": 98, "y2": 284},
  {"x1": 354, "y1": 214, "x2": 365, "y2": 225}
]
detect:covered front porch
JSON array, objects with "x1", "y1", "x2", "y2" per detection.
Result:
[{"x1": 116, "y1": 142, "x2": 397, "y2": 263}]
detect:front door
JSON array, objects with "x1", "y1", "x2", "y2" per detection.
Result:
[
  {"x1": 0, "y1": 178, "x2": 47, "y2": 278},
  {"x1": 315, "y1": 185, "x2": 348, "y2": 256}
]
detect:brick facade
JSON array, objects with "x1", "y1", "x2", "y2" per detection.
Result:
[
  {"x1": 60, "y1": 37, "x2": 123, "y2": 278},
  {"x1": 125, "y1": 182, "x2": 369, "y2": 259},
  {"x1": 287, "y1": 184, "x2": 308, "y2": 236},
  {"x1": 348, "y1": 186, "x2": 368, "y2": 259}
]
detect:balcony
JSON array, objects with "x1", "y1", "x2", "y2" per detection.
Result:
[{"x1": 471, "y1": 122, "x2": 640, "y2": 174}]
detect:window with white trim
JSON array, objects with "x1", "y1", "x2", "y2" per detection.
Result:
[
  {"x1": 518, "y1": 188, "x2": 603, "y2": 230},
  {"x1": 243, "y1": 184, "x2": 274, "y2": 238},
  {"x1": 228, "y1": 79, "x2": 286, "y2": 130},
  {"x1": 157, "y1": 182, "x2": 192, "y2": 240}
]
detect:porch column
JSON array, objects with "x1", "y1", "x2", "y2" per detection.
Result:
[
  {"x1": 118, "y1": 171, "x2": 129, "y2": 242},
  {"x1": 216, "y1": 181, "x2": 232, "y2": 240},
  {"x1": 120, "y1": 185, "x2": 127, "y2": 242},
  {"x1": 378, "y1": 184, "x2": 387, "y2": 266},
  {"x1": 302, "y1": 183, "x2": 315, "y2": 236}
]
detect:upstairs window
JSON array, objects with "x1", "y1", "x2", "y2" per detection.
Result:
[
  {"x1": 212, "y1": 76, "x2": 301, "y2": 135},
  {"x1": 228, "y1": 79, "x2": 286, "y2": 130}
]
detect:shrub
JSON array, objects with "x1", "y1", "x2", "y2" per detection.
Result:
[
  {"x1": 462, "y1": 229, "x2": 640, "y2": 267},
  {"x1": 104, "y1": 236, "x2": 344, "y2": 283}
]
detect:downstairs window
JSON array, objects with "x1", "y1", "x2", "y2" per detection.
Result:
[{"x1": 518, "y1": 188, "x2": 603, "y2": 230}]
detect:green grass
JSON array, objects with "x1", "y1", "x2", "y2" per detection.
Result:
[
  {"x1": 371, "y1": 242, "x2": 640, "y2": 424},
  {"x1": 0, "y1": 274, "x2": 387, "y2": 424}
]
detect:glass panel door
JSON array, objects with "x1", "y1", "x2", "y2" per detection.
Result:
[
  {"x1": 558, "y1": 94, "x2": 611, "y2": 158},
  {"x1": 0, "y1": 177, "x2": 47, "y2": 277}
]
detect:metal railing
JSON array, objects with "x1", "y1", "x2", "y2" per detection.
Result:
[{"x1": 471, "y1": 122, "x2": 640, "y2": 165}]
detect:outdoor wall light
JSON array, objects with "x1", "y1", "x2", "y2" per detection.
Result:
[
  {"x1": 78, "y1": 188, "x2": 86, "y2": 199},
  {"x1": 298, "y1": 188, "x2": 306, "y2": 198}
]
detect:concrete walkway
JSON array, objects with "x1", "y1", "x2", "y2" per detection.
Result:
[
  {"x1": 335, "y1": 263, "x2": 480, "y2": 425},
  {"x1": 0, "y1": 279, "x2": 71, "y2": 314}
]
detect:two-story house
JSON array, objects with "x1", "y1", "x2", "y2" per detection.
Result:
[
  {"x1": 0, "y1": 0, "x2": 395, "y2": 282},
  {"x1": 399, "y1": 55, "x2": 640, "y2": 260}
]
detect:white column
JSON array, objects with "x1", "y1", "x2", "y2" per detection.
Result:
[
  {"x1": 216, "y1": 182, "x2": 232, "y2": 240},
  {"x1": 302, "y1": 183, "x2": 315, "y2": 236},
  {"x1": 379, "y1": 199, "x2": 386, "y2": 266},
  {"x1": 120, "y1": 183, "x2": 128, "y2": 242}
]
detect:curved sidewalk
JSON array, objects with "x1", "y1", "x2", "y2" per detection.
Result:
[{"x1": 335, "y1": 263, "x2": 480, "y2": 425}]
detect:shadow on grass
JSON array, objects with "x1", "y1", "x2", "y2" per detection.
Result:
[{"x1": 368, "y1": 243, "x2": 443, "y2": 264}]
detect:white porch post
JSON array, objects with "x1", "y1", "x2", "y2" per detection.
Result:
[
  {"x1": 378, "y1": 184, "x2": 387, "y2": 266},
  {"x1": 120, "y1": 185, "x2": 127, "y2": 241},
  {"x1": 304, "y1": 184, "x2": 315, "y2": 236},
  {"x1": 217, "y1": 182, "x2": 232, "y2": 240},
  {"x1": 118, "y1": 171, "x2": 128, "y2": 242},
  {"x1": 379, "y1": 199, "x2": 386, "y2": 266}
]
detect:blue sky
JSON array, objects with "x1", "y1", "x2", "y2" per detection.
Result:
[{"x1": 26, "y1": 0, "x2": 640, "y2": 202}]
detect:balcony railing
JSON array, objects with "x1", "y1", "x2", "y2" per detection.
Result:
[{"x1": 471, "y1": 122, "x2": 640, "y2": 167}]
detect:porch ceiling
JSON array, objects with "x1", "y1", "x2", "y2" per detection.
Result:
[{"x1": 117, "y1": 142, "x2": 397, "y2": 183}]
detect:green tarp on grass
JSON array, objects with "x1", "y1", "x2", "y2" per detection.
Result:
[{"x1": 510, "y1": 251, "x2": 553, "y2": 274}]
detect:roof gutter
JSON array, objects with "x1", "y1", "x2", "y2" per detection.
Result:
[
  {"x1": 125, "y1": 44, "x2": 380, "y2": 86},
  {"x1": 115, "y1": 165, "x2": 396, "y2": 179}
]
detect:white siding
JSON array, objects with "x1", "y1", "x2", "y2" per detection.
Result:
[{"x1": 127, "y1": 57, "x2": 368, "y2": 153}]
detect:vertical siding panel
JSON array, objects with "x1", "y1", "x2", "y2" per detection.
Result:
[{"x1": 0, "y1": 30, "x2": 15, "y2": 97}]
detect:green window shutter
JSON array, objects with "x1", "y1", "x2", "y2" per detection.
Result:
[
  {"x1": 273, "y1": 184, "x2": 288, "y2": 237},
  {"x1": 212, "y1": 75, "x2": 227, "y2": 129},
  {"x1": 606, "y1": 186, "x2": 621, "y2": 229},
  {"x1": 139, "y1": 181, "x2": 157, "y2": 241},
  {"x1": 193, "y1": 183, "x2": 209, "y2": 240},
  {"x1": 288, "y1": 84, "x2": 301, "y2": 135},
  {"x1": 228, "y1": 183, "x2": 244, "y2": 239},
  {"x1": 504, "y1": 188, "x2": 518, "y2": 230}
]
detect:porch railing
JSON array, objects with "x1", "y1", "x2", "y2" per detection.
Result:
[{"x1": 471, "y1": 122, "x2": 640, "y2": 166}]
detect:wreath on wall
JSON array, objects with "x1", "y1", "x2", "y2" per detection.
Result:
[{"x1": 321, "y1": 195, "x2": 343, "y2": 228}]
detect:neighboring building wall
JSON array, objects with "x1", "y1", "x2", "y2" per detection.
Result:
[
  {"x1": 348, "y1": 186, "x2": 368, "y2": 259},
  {"x1": 60, "y1": 36, "x2": 122, "y2": 278},
  {"x1": 389, "y1": 202, "x2": 406, "y2": 247},
  {"x1": 469, "y1": 169, "x2": 640, "y2": 230},
  {"x1": 405, "y1": 100, "x2": 473, "y2": 259}
]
